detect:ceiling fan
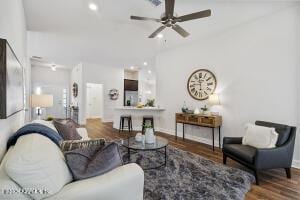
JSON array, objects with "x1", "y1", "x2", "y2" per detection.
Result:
[{"x1": 130, "y1": 0, "x2": 211, "y2": 38}]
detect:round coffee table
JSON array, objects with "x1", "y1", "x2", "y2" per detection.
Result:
[{"x1": 121, "y1": 136, "x2": 168, "y2": 170}]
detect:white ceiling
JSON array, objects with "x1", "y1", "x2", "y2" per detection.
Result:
[{"x1": 23, "y1": 0, "x2": 298, "y2": 68}]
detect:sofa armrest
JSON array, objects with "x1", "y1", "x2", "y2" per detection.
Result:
[
  {"x1": 47, "y1": 163, "x2": 144, "y2": 200},
  {"x1": 223, "y1": 137, "x2": 243, "y2": 145}
]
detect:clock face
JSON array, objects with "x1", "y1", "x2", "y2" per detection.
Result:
[{"x1": 187, "y1": 69, "x2": 217, "y2": 100}]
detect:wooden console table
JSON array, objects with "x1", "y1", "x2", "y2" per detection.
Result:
[{"x1": 175, "y1": 113, "x2": 222, "y2": 151}]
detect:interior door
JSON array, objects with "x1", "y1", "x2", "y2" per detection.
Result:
[{"x1": 86, "y1": 84, "x2": 103, "y2": 119}]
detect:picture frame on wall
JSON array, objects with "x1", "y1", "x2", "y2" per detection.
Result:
[{"x1": 0, "y1": 38, "x2": 24, "y2": 119}]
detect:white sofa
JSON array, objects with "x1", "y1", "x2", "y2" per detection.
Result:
[{"x1": 0, "y1": 121, "x2": 144, "y2": 200}]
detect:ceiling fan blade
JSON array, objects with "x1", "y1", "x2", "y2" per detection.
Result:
[
  {"x1": 149, "y1": 26, "x2": 166, "y2": 38},
  {"x1": 165, "y1": 0, "x2": 175, "y2": 19},
  {"x1": 172, "y1": 24, "x2": 190, "y2": 38},
  {"x1": 130, "y1": 16, "x2": 161, "y2": 22},
  {"x1": 176, "y1": 9, "x2": 211, "y2": 22}
]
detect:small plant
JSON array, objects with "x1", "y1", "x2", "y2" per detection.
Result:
[
  {"x1": 201, "y1": 105, "x2": 208, "y2": 112},
  {"x1": 46, "y1": 116, "x2": 54, "y2": 121},
  {"x1": 145, "y1": 99, "x2": 155, "y2": 107},
  {"x1": 143, "y1": 123, "x2": 153, "y2": 129}
]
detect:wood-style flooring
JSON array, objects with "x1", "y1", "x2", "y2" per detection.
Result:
[{"x1": 85, "y1": 118, "x2": 300, "y2": 200}]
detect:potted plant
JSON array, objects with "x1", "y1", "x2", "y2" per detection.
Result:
[
  {"x1": 145, "y1": 99, "x2": 155, "y2": 107},
  {"x1": 143, "y1": 123, "x2": 155, "y2": 144},
  {"x1": 201, "y1": 105, "x2": 209, "y2": 115}
]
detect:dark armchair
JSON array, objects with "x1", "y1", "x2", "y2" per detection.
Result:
[{"x1": 222, "y1": 121, "x2": 297, "y2": 185}]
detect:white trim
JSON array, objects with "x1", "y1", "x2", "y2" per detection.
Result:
[
  {"x1": 292, "y1": 160, "x2": 300, "y2": 169},
  {"x1": 159, "y1": 128, "x2": 220, "y2": 147}
]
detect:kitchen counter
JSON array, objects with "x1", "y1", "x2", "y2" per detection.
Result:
[
  {"x1": 115, "y1": 106, "x2": 165, "y2": 111},
  {"x1": 113, "y1": 107, "x2": 165, "y2": 131}
]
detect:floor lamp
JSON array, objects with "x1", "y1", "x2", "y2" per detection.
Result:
[{"x1": 31, "y1": 94, "x2": 53, "y2": 120}]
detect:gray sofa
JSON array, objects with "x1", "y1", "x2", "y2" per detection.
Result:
[{"x1": 222, "y1": 121, "x2": 296, "y2": 185}]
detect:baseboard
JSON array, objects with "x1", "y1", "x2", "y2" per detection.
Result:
[
  {"x1": 159, "y1": 128, "x2": 220, "y2": 147},
  {"x1": 102, "y1": 118, "x2": 113, "y2": 123},
  {"x1": 292, "y1": 160, "x2": 300, "y2": 169}
]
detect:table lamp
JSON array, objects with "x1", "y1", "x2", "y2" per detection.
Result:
[
  {"x1": 31, "y1": 94, "x2": 53, "y2": 119},
  {"x1": 208, "y1": 94, "x2": 220, "y2": 115}
]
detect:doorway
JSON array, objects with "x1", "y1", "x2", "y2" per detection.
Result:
[{"x1": 86, "y1": 83, "x2": 103, "y2": 120}]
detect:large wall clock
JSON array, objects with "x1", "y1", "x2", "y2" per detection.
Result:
[{"x1": 187, "y1": 69, "x2": 217, "y2": 100}]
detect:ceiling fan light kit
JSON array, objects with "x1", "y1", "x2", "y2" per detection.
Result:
[{"x1": 131, "y1": 0, "x2": 211, "y2": 38}]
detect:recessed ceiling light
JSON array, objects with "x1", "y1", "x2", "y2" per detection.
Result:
[
  {"x1": 89, "y1": 3, "x2": 98, "y2": 11},
  {"x1": 157, "y1": 34, "x2": 163, "y2": 38},
  {"x1": 51, "y1": 64, "x2": 56, "y2": 71},
  {"x1": 148, "y1": 70, "x2": 152, "y2": 74},
  {"x1": 143, "y1": 62, "x2": 148, "y2": 66}
]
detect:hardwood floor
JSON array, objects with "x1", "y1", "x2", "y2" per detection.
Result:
[{"x1": 85, "y1": 118, "x2": 300, "y2": 200}]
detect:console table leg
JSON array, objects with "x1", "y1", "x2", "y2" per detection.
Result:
[
  {"x1": 128, "y1": 148, "x2": 130, "y2": 162},
  {"x1": 219, "y1": 126, "x2": 221, "y2": 149},
  {"x1": 175, "y1": 122, "x2": 177, "y2": 140},
  {"x1": 212, "y1": 128, "x2": 215, "y2": 151},
  {"x1": 183, "y1": 123, "x2": 185, "y2": 140},
  {"x1": 164, "y1": 147, "x2": 167, "y2": 166}
]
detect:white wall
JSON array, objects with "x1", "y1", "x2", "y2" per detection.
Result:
[
  {"x1": 70, "y1": 63, "x2": 84, "y2": 123},
  {"x1": 31, "y1": 65, "x2": 71, "y2": 119},
  {"x1": 72, "y1": 63, "x2": 123, "y2": 123},
  {"x1": 155, "y1": 5, "x2": 299, "y2": 165},
  {"x1": 124, "y1": 70, "x2": 138, "y2": 80},
  {"x1": 139, "y1": 68, "x2": 156, "y2": 104},
  {"x1": 82, "y1": 63, "x2": 124, "y2": 122},
  {"x1": 31, "y1": 65, "x2": 70, "y2": 86},
  {"x1": 0, "y1": 0, "x2": 28, "y2": 161},
  {"x1": 295, "y1": 6, "x2": 300, "y2": 168}
]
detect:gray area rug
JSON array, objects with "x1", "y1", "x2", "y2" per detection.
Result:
[{"x1": 120, "y1": 145, "x2": 254, "y2": 200}]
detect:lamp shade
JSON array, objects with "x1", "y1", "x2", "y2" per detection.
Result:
[
  {"x1": 31, "y1": 95, "x2": 53, "y2": 108},
  {"x1": 208, "y1": 94, "x2": 220, "y2": 106}
]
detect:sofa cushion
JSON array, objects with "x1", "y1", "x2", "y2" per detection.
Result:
[
  {"x1": 242, "y1": 123, "x2": 278, "y2": 149},
  {"x1": 53, "y1": 120, "x2": 82, "y2": 140},
  {"x1": 5, "y1": 134, "x2": 72, "y2": 200},
  {"x1": 223, "y1": 144, "x2": 256, "y2": 164},
  {"x1": 65, "y1": 142, "x2": 123, "y2": 180},
  {"x1": 0, "y1": 148, "x2": 29, "y2": 200}
]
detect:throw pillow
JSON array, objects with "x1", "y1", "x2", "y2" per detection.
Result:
[
  {"x1": 242, "y1": 123, "x2": 279, "y2": 149},
  {"x1": 5, "y1": 134, "x2": 72, "y2": 199},
  {"x1": 53, "y1": 120, "x2": 82, "y2": 140},
  {"x1": 60, "y1": 138, "x2": 106, "y2": 152},
  {"x1": 64, "y1": 142, "x2": 123, "y2": 180}
]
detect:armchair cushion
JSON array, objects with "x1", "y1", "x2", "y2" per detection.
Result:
[
  {"x1": 223, "y1": 144, "x2": 256, "y2": 164},
  {"x1": 242, "y1": 123, "x2": 278, "y2": 149},
  {"x1": 255, "y1": 121, "x2": 291, "y2": 146}
]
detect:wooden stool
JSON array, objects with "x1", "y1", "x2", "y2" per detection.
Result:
[
  {"x1": 142, "y1": 115, "x2": 154, "y2": 133},
  {"x1": 119, "y1": 115, "x2": 132, "y2": 133}
]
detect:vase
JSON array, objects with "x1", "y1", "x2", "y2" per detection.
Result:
[{"x1": 145, "y1": 128, "x2": 155, "y2": 144}]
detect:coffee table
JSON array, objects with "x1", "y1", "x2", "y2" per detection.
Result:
[{"x1": 121, "y1": 136, "x2": 168, "y2": 170}]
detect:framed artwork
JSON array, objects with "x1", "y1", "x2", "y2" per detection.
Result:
[{"x1": 0, "y1": 38, "x2": 24, "y2": 119}]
